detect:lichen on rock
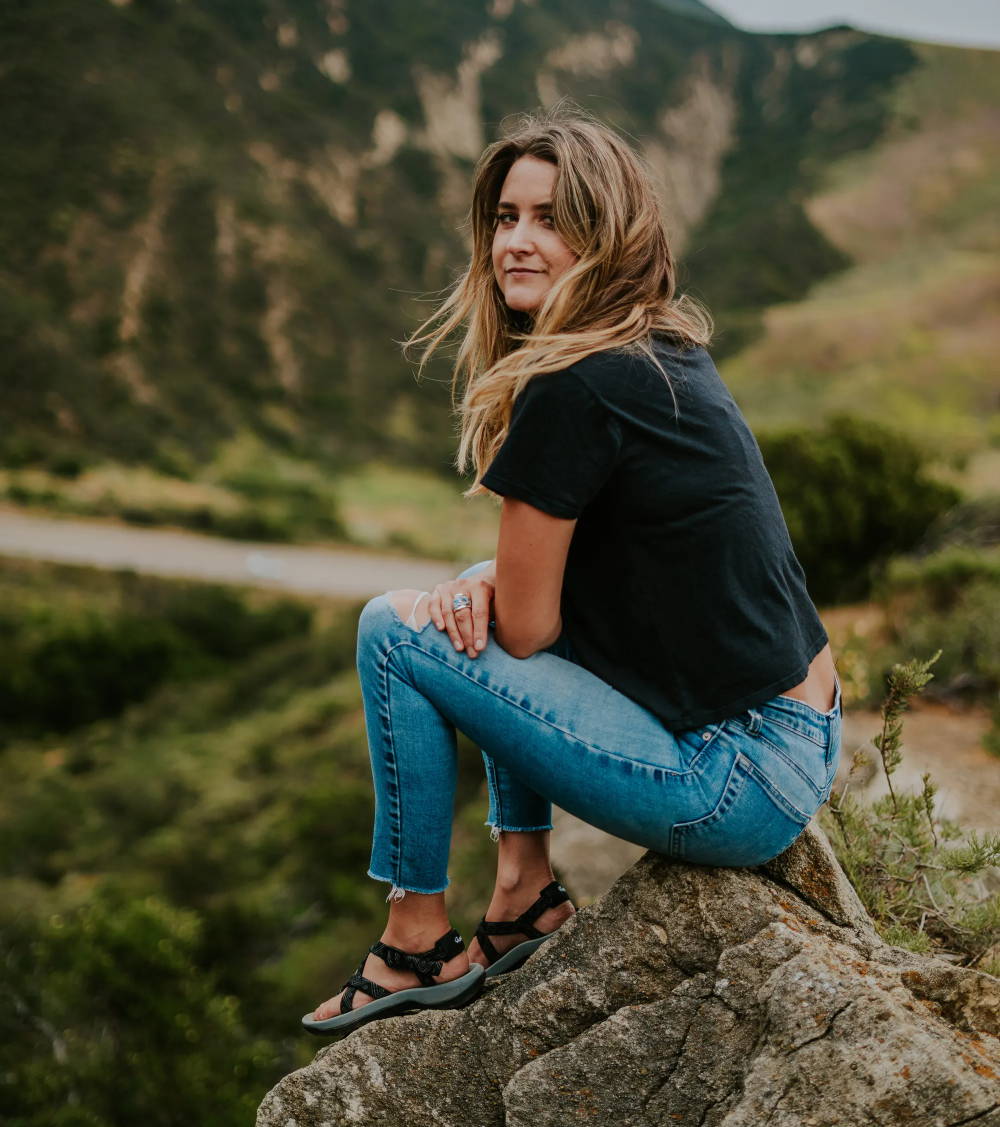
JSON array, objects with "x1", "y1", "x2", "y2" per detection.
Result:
[{"x1": 257, "y1": 823, "x2": 1000, "y2": 1127}]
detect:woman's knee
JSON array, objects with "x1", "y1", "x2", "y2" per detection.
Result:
[
  {"x1": 387, "y1": 589, "x2": 431, "y2": 629},
  {"x1": 358, "y1": 590, "x2": 430, "y2": 640}
]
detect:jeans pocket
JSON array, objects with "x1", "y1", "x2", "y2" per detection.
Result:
[{"x1": 670, "y1": 753, "x2": 812, "y2": 868}]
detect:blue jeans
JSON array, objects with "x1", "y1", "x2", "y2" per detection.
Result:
[{"x1": 359, "y1": 560, "x2": 842, "y2": 901}]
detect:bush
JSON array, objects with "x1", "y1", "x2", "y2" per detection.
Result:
[
  {"x1": 876, "y1": 548, "x2": 1000, "y2": 729},
  {"x1": 0, "y1": 886, "x2": 274, "y2": 1127},
  {"x1": 156, "y1": 585, "x2": 312, "y2": 663},
  {"x1": 0, "y1": 611, "x2": 194, "y2": 735},
  {"x1": 758, "y1": 414, "x2": 961, "y2": 604},
  {"x1": 0, "y1": 580, "x2": 315, "y2": 738},
  {"x1": 822, "y1": 652, "x2": 1000, "y2": 973}
]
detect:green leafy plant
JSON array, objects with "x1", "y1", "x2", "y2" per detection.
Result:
[
  {"x1": 758, "y1": 415, "x2": 961, "y2": 604},
  {"x1": 822, "y1": 652, "x2": 1000, "y2": 974}
]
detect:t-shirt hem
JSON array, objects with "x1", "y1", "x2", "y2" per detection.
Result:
[
  {"x1": 480, "y1": 471, "x2": 579, "y2": 520},
  {"x1": 668, "y1": 627, "x2": 830, "y2": 731}
]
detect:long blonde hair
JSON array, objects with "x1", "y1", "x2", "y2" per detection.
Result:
[{"x1": 401, "y1": 101, "x2": 714, "y2": 498}]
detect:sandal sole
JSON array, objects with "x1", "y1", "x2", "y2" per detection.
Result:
[
  {"x1": 483, "y1": 933, "x2": 554, "y2": 978},
  {"x1": 301, "y1": 964, "x2": 486, "y2": 1037}
]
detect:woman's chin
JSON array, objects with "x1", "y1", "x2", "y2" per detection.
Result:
[{"x1": 504, "y1": 294, "x2": 541, "y2": 314}]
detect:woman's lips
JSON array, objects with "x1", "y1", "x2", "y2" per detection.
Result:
[{"x1": 507, "y1": 269, "x2": 541, "y2": 276}]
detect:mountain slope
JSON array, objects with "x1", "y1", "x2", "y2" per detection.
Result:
[
  {"x1": 1, "y1": 1, "x2": 927, "y2": 482},
  {"x1": 720, "y1": 41, "x2": 1000, "y2": 464}
]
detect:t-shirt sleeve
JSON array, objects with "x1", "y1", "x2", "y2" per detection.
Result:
[{"x1": 480, "y1": 366, "x2": 623, "y2": 519}]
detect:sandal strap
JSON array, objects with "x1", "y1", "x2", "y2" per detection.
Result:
[
  {"x1": 476, "y1": 880, "x2": 571, "y2": 964},
  {"x1": 341, "y1": 968, "x2": 392, "y2": 1013},
  {"x1": 474, "y1": 922, "x2": 502, "y2": 965},
  {"x1": 369, "y1": 926, "x2": 466, "y2": 988}
]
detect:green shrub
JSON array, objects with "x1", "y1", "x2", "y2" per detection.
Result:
[
  {"x1": 0, "y1": 886, "x2": 274, "y2": 1127},
  {"x1": 0, "y1": 611, "x2": 195, "y2": 735},
  {"x1": 822, "y1": 652, "x2": 1000, "y2": 973},
  {"x1": 156, "y1": 585, "x2": 312, "y2": 663},
  {"x1": 876, "y1": 547, "x2": 1000, "y2": 747},
  {"x1": 758, "y1": 414, "x2": 961, "y2": 604},
  {"x1": 0, "y1": 580, "x2": 315, "y2": 738}
]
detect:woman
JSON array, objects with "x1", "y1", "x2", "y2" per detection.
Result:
[{"x1": 303, "y1": 106, "x2": 841, "y2": 1037}]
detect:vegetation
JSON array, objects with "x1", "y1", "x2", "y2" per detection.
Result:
[
  {"x1": 0, "y1": 445, "x2": 499, "y2": 560},
  {"x1": 0, "y1": 0, "x2": 936, "y2": 485},
  {"x1": 722, "y1": 41, "x2": 1000, "y2": 461},
  {"x1": 1, "y1": 528, "x2": 998, "y2": 1123},
  {"x1": 0, "y1": 558, "x2": 498, "y2": 1125},
  {"x1": 823, "y1": 653, "x2": 1000, "y2": 974},
  {"x1": 758, "y1": 413, "x2": 960, "y2": 604},
  {"x1": 0, "y1": 564, "x2": 314, "y2": 739}
]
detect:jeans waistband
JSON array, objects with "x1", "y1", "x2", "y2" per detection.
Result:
[{"x1": 748, "y1": 674, "x2": 842, "y2": 742}]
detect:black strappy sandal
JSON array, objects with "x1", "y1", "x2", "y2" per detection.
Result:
[
  {"x1": 301, "y1": 926, "x2": 486, "y2": 1037},
  {"x1": 475, "y1": 879, "x2": 573, "y2": 979}
]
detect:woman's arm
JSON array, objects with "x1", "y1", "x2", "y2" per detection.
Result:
[{"x1": 492, "y1": 497, "x2": 576, "y2": 659}]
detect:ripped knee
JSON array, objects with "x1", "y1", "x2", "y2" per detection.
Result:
[{"x1": 388, "y1": 588, "x2": 431, "y2": 630}]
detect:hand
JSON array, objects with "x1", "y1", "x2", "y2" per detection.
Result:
[{"x1": 427, "y1": 573, "x2": 495, "y2": 658}]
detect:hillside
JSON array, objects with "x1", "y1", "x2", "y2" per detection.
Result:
[
  {"x1": 721, "y1": 41, "x2": 1000, "y2": 472},
  {"x1": 2, "y1": 0, "x2": 924, "y2": 490},
  {"x1": 0, "y1": 555, "x2": 503, "y2": 1121}
]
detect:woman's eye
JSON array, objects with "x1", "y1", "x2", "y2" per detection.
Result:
[
  {"x1": 540, "y1": 215, "x2": 554, "y2": 227},
  {"x1": 496, "y1": 212, "x2": 515, "y2": 225}
]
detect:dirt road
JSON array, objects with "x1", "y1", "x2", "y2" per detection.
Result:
[{"x1": 0, "y1": 506, "x2": 463, "y2": 599}]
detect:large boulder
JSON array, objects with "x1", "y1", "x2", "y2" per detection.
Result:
[{"x1": 257, "y1": 824, "x2": 1000, "y2": 1126}]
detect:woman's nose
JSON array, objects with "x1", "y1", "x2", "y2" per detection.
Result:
[{"x1": 508, "y1": 219, "x2": 535, "y2": 252}]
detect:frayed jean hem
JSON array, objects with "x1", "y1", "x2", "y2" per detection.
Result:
[
  {"x1": 367, "y1": 869, "x2": 450, "y2": 902},
  {"x1": 485, "y1": 821, "x2": 555, "y2": 842}
]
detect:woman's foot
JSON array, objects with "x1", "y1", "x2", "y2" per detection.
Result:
[
  {"x1": 309, "y1": 926, "x2": 472, "y2": 1021},
  {"x1": 467, "y1": 881, "x2": 576, "y2": 971}
]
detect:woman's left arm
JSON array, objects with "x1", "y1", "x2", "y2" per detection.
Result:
[{"x1": 492, "y1": 496, "x2": 576, "y2": 659}]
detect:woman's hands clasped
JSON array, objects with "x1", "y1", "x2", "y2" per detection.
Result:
[{"x1": 427, "y1": 573, "x2": 495, "y2": 659}]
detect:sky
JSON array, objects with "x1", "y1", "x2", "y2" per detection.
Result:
[{"x1": 707, "y1": 1, "x2": 1000, "y2": 50}]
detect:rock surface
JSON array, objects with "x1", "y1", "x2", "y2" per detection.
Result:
[{"x1": 257, "y1": 824, "x2": 1000, "y2": 1127}]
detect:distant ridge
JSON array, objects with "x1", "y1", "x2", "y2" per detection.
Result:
[{"x1": 650, "y1": 0, "x2": 733, "y2": 27}]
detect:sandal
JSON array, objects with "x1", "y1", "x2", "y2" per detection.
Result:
[
  {"x1": 475, "y1": 879, "x2": 574, "y2": 979},
  {"x1": 301, "y1": 926, "x2": 486, "y2": 1038}
]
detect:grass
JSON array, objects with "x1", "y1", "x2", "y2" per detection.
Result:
[{"x1": 0, "y1": 434, "x2": 501, "y2": 565}]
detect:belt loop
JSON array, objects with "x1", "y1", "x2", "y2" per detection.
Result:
[{"x1": 746, "y1": 709, "x2": 763, "y2": 734}]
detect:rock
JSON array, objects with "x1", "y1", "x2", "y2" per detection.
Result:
[{"x1": 257, "y1": 823, "x2": 1000, "y2": 1127}]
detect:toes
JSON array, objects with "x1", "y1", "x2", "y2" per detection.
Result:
[
  {"x1": 313, "y1": 984, "x2": 380, "y2": 1020},
  {"x1": 312, "y1": 994, "x2": 342, "y2": 1021}
]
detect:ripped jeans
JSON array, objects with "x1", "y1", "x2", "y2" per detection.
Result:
[{"x1": 359, "y1": 561, "x2": 841, "y2": 902}]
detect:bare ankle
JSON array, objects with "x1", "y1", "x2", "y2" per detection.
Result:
[{"x1": 494, "y1": 869, "x2": 557, "y2": 897}]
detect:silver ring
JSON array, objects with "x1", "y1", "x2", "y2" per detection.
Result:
[{"x1": 452, "y1": 593, "x2": 472, "y2": 612}]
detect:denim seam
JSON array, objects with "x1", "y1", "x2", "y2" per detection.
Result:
[
  {"x1": 670, "y1": 754, "x2": 743, "y2": 858},
  {"x1": 753, "y1": 730, "x2": 824, "y2": 800},
  {"x1": 741, "y1": 755, "x2": 813, "y2": 823},
  {"x1": 383, "y1": 638, "x2": 697, "y2": 778},
  {"x1": 482, "y1": 752, "x2": 506, "y2": 829},
  {"x1": 759, "y1": 712, "x2": 829, "y2": 747},
  {"x1": 378, "y1": 642, "x2": 405, "y2": 886},
  {"x1": 684, "y1": 721, "x2": 731, "y2": 762}
]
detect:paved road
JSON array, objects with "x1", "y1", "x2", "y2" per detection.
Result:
[{"x1": 0, "y1": 506, "x2": 465, "y2": 599}]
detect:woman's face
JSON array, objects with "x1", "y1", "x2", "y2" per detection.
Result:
[{"x1": 491, "y1": 155, "x2": 578, "y2": 314}]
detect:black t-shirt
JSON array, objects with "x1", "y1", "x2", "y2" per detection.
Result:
[{"x1": 480, "y1": 337, "x2": 829, "y2": 731}]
